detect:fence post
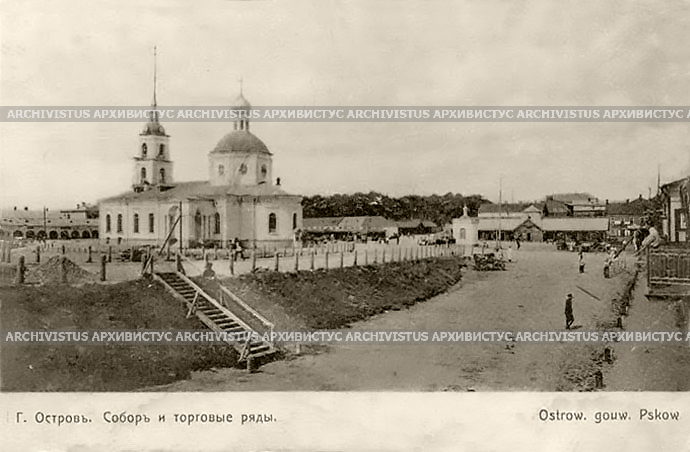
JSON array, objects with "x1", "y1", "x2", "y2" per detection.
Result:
[
  {"x1": 100, "y1": 255, "x2": 107, "y2": 281},
  {"x1": 176, "y1": 253, "x2": 183, "y2": 273},
  {"x1": 214, "y1": 246, "x2": 218, "y2": 260},
  {"x1": 62, "y1": 244, "x2": 65, "y2": 255},
  {"x1": 252, "y1": 249, "x2": 257, "y2": 272},
  {"x1": 353, "y1": 250, "x2": 358, "y2": 266},
  {"x1": 108, "y1": 246, "x2": 112, "y2": 263},
  {"x1": 36, "y1": 245, "x2": 41, "y2": 264},
  {"x1": 325, "y1": 250, "x2": 329, "y2": 269},
  {"x1": 374, "y1": 249, "x2": 378, "y2": 264},
  {"x1": 382, "y1": 249, "x2": 386, "y2": 263},
  {"x1": 340, "y1": 251, "x2": 344, "y2": 268},
  {"x1": 294, "y1": 252, "x2": 299, "y2": 272},
  {"x1": 87, "y1": 246, "x2": 92, "y2": 263},
  {"x1": 274, "y1": 253, "x2": 280, "y2": 272},
  {"x1": 16, "y1": 256, "x2": 25, "y2": 284},
  {"x1": 229, "y1": 251, "x2": 235, "y2": 275},
  {"x1": 310, "y1": 250, "x2": 315, "y2": 270},
  {"x1": 364, "y1": 249, "x2": 368, "y2": 265}
]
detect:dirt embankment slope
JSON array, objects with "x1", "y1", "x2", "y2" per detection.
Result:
[{"x1": 216, "y1": 257, "x2": 466, "y2": 331}]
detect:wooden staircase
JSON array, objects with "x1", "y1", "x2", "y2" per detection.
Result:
[{"x1": 154, "y1": 270, "x2": 277, "y2": 364}]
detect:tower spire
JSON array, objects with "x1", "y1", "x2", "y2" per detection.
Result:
[{"x1": 152, "y1": 46, "x2": 158, "y2": 109}]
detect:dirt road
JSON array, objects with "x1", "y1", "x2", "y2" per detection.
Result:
[{"x1": 152, "y1": 245, "x2": 632, "y2": 391}]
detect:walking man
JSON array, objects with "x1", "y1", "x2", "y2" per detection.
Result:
[{"x1": 565, "y1": 294, "x2": 574, "y2": 329}]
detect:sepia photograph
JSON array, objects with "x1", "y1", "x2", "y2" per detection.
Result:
[{"x1": 1, "y1": 0, "x2": 689, "y2": 451}]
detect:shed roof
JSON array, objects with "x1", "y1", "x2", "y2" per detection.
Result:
[{"x1": 541, "y1": 218, "x2": 609, "y2": 231}]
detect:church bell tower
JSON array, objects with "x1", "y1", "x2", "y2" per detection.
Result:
[{"x1": 133, "y1": 47, "x2": 173, "y2": 192}]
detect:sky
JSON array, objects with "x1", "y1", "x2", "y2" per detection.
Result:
[{"x1": 2, "y1": 0, "x2": 690, "y2": 209}]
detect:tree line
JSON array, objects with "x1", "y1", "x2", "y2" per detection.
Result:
[{"x1": 302, "y1": 192, "x2": 489, "y2": 226}]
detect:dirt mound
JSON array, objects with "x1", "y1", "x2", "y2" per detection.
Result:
[{"x1": 26, "y1": 256, "x2": 96, "y2": 284}]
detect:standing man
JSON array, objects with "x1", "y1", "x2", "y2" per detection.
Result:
[
  {"x1": 578, "y1": 250, "x2": 585, "y2": 274},
  {"x1": 565, "y1": 294, "x2": 574, "y2": 329}
]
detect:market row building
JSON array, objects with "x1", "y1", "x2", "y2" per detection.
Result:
[
  {"x1": 0, "y1": 204, "x2": 99, "y2": 240},
  {"x1": 453, "y1": 193, "x2": 655, "y2": 247}
]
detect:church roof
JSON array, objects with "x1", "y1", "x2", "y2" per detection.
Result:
[
  {"x1": 212, "y1": 130, "x2": 271, "y2": 155},
  {"x1": 99, "y1": 181, "x2": 299, "y2": 204}
]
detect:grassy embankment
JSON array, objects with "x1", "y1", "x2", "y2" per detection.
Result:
[{"x1": 2, "y1": 256, "x2": 466, "y2": 391}]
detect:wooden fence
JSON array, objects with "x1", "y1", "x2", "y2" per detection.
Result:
[{"x1": 647, "y1": 247, "x2": 690, "y2": 297}]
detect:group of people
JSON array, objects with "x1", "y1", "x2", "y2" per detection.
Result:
[{"x1": 566, "y1": 222, "x2": 662, "y2": 329}]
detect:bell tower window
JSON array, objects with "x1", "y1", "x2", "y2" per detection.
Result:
[
  {"x1": 268, "y1": 213, "x2": 277, "y2": 234},
  {"x1": 140, "y1": 167, "x2": 147, "y2": 183},
  {"x1": 218, "y1": 165, "x2": 225, "y2": 175},
  {"x1": 142, "y1": 143, "x2": 147, "y2": 158},
  {"x1": 261, "y1": 165, "x2": 267, "y2": 178},
  {"x1": 159, "y1": 168, "x2": 165, "y2": 184},
  {"x1": 158, "y1": 144, "x2": 165, "y2": 157}
]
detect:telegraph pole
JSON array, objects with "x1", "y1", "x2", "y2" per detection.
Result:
[{"x1": 179, "y1": 201, "x2": 183, "y2": 254}]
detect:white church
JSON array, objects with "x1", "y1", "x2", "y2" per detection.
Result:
[{"x1": 99, "y1": 81, "x2": 303, "y2": 250}]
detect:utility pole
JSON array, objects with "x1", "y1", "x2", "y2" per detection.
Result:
[
  {"x1": 497, "y1": 176, "x2": 503, "y2": 248},
  {"x1": 179, "y1": 201, "x2": 183, "y2": 254}
]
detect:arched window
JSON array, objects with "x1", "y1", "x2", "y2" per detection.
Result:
[
  {"x1": 218, "y1": 165, "x2": 225, "y2": 176},
  {"x1": 460, "y1": 228, "x2": 466, "y2": 240},
  {"x1": 106, "y1": 214, "x2": 111, "y2": 233},
  {"x1": 117, "y1": 214, "x2": 123, "y2": 233},
  {"x1": 268, "y1": 213, "x2": 277, "y2": 234},
  {"x1": 261, "y1": 165, "x2": 267, "y2": 178},
  {"x1": 140, "y1": 167, "x2": 147, "y2": 183},
  {"x1": 158, "y1": 144, "x2": 165, "y2": 157},
  {"x1": 133, "y1": 213, "x2": 139, "y2": 233},
  {"x1": 214, "y1": 212, "x2": 221, "y2": 234},
  {"x1": 159, "y1": 168, "x2": 166, "y2": 184},
  {"x1": 292, "y1": 213, "x2": 297, "y2": 230},
  {"x1": 149, "y1": 213, "x2": 155, "y2": 233},
  {"x1": 141, "y1": 143, "x2": 147, "y2": 158}
]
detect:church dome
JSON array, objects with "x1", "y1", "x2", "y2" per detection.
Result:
[{"x1": 213, "y1": 130, "x2": 270, "y2": 154}]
